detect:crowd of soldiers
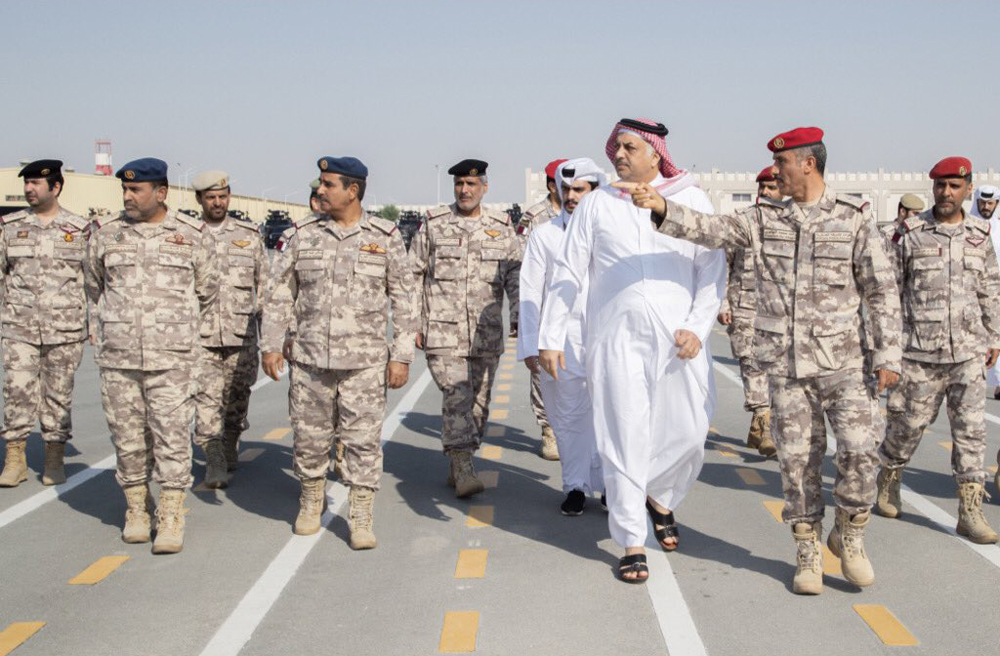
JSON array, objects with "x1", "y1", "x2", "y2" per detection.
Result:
[{"x1": 1, "y1": 120, "x2": 999, "y2": 593}]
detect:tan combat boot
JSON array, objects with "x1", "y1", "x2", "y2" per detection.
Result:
[
  {"x1": 294, "y1": 477, "x2": 327, "y2": 535},
  {"x1": 152, "y1": 489, "x2": 187, "y2": 554},
  {"x1": 751, "y1": 409, "x2": 777, "y2": 457},
  {"x1": 42, "y1": 442, "x2": 67, "y2": 485},
  {"x1": 223, "y1": 433, "x2": 240, "y2": 472},
  {"x1": 203, "y1": 440, "x2": 229, "y2": 489},
  {"x1": 540, "y1": 426, "x2": 560, "y2": 461},
  {"x1": 827, "y1": 508, "x2": 875, "y2": 587},
  {"x1": 791, "y1": 521, "x2": 823, "y2": 595},
  {"x1": 956, "y1": 482, "x2": 999, "y2": 544},
  {"x1": 450, "y1": 451, "x2": 484, "y2": 499},
  {"x1": 0, "y1": 440, "x2": 28, "y2": 487},
  {"x1": 348, "y1": 486, "x2": 377, "y2": 550},
  {"x1": 122, "y1": 484, "x2": 154, "y2": 543},
  {"x1": 333, "y1": 440, "x2": 345, "y2": 479},
  {"x1": 874, "y1": 467, "x2": 902, "y2": 519}
]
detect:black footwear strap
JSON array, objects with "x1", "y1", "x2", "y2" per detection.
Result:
[{"x1": 620, "y1": 553, "x2": 647, "y2": 566}]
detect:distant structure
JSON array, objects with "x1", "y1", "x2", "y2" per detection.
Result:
[{"x1": 95, "y1": 139, "x2": 112, "y2": 176}]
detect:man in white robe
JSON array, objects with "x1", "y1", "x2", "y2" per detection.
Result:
[
  {"x1": 518, "y1": 158, "x2": 606, "y2": 515},
  {"x1": 973, "y1": 186, "x2": 1000, "y2": 402},
  {"x1": 538, "y1": 118, "x2": 725, "y2": 583}
]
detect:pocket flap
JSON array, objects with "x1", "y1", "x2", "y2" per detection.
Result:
[
  {"x1": 436, "y1": 246, "x2": 465, "y2": 259},
  {"x1": 753, "y1": 315, "x2": 787, "y2": 334}
]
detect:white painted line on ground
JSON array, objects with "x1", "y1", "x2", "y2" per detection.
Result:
[
  {"x1": 199, "y1": 368, "x2": 433, "y2": 656},
  {"x1": 250, "y1": 369, "x2": 285, "y2": 392},
  {"x1": 899, "y1": 484, "x2": 1000, "y2": 570},
  {"x1": 0, "y1": 454, "x2": 115, "y2": 531},
  {"x1": 711, "y1": 359, "x2": 743, "y2": 388},
  {"x1": 644, "y1": 531, "x2": 708, "y2": 656}
]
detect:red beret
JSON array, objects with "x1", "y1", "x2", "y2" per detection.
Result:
[
  {"x1": 767, "y1": 127, "x2": 824, "y2": 153},
  {"x1": 545, "y1": 159, "x2": 568, "y2": 179},
  {"x1": 929, "y1": 156, "x2": 972, "y2": 179},
  {"x1": 756, "y1": 165, "x2": 777, "y2": 183}
]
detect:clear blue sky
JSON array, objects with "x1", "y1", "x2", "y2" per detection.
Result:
[{"x1": 2, "y1": 0, "x2": 996, "y2": 205}]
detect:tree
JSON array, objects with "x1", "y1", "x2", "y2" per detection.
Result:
[{"x1": 379, "y1": 205, "x2": 400, "y2": 223}]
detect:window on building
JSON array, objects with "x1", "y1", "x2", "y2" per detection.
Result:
[{"x1": 732, "y1": 193, "x2": 752, "y2": 203}]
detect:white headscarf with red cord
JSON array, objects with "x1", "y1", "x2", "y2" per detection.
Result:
[{"x1": 605, "y1": 117, "x2": 699, "y2": 200}]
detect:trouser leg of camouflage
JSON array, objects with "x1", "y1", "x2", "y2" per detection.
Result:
[
  {"x1": 427, "y1": 354, "x2": 500, "y2": 454},
  {"x1": 100, "y1": 367, "x2": 195, "y2": 489},
  {"x1": 771, "y1": 369, "x2": 877, "y2": 523},
  {"x1": 881, "y1": 359, "x2": 986, "y2": 485},
  {"x1": 223, "y1": 345, "x2": 258, "y2": 443},
  {"x1": 194, "y1": 346, "x2": 258, "y2": 447},
  {"x1": 290, "y1": 362, "x2": 386, "y2": 487},
  {"x1": 194, "y1": 347, "x2": 226, "y2": 447},
  {"x1": 529, "y1": 370, "x2": 550, "y2": 430},
  {"x1": 38, "y1": 341, "x2": 84, "y2": 443},
  {"x1": 2, "y1": 339, "x2": 41, "y2": 443},
  {"x1": 738, "y1": 356, "x2": 769, "y2": 412}
]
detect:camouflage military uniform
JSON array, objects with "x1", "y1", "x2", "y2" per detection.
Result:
[
  {"x1": 655, "y1": 187, "x2": 901, "y2": 523},
  {"x1": 721, "y1": 246, "x2": 769, "y2": 412},
  {"x1": 194, "y1": 216, "x2": 268, "y2": 452},
  {"x1": 411, "y1": 204, "x2": 521, "y2": 454},
  {"x1": 85, "y1": 209, "x2": 218, "y2": 490},
  {"x1": 261, "y1": 212, "x2": 415, "y2": 489},
  {"x1": 880, "y1": 211, "x2": 1000, "y2": 484},
  {"x1": 0, "y1": 208, "x2": 89, "y2": 445}
]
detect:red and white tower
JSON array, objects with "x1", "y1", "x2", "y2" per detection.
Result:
[{"x1": 95, "y1": 139, "x2": 112, "y2": 176}]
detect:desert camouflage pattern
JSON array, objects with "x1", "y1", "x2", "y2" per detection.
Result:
[
  {"x1": 100, "y1": 366, "x2": 195, "y2": 490},
  {"x1": 200, "y1": 215, "x2": 268, "y2": 348},
  {"x1": 737, "y1": 356, "x2": 769, "y2": 412},
  {"x1": 721, "y1": 244, "x2": 769, "y2": 411},
  {"x1": 427, "y1": 354, "x2": 499, "y2": 453},
  {"x1": 0, "y1": 338, "x2": 84, "y2": 443},
  {"x1": 529, "y1": 370, "x2": 550, "y2": 429},
  {"x1": 881, "y1": 358, "x2": 987, "y2": 484},
  {"x1": 658, "y1": 186, "x2": 902, "y2": 378},
  {"x1": 887, "y1": 209, "x2": 1000, "y2": 363},
  {"x1": 85, "y1": 209, "x2": 219, "y2": 371},
  {"x1": 261, "y1": 212, "x2": 416, "y2": 368},
  {"x1": 516, "y1": 197, "x2": 559, "y2": 243},
  {"x1": 193, "y1": 345, "x2": 258, "y2": 446},
  {"x1": 0, "y1": 208, "x2": 90, "y2": 345},
  {"x1": 289, "y1": 362, "x2": 386, "y2": 488},
  {"x1": 770, "y1": 369, "x2": 878, "y2": 523},
  {"x1": 411, "y1": 203, "x2": 520, "y2": 356}
]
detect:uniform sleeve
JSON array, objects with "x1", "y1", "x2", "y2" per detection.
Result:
[
  {"x1": 386, "y1": 230, "x2": 417, "y2": 363},
  {"x1": 718, "y1": 247, "x2": 738, "y2": 317},
  {"x1": 409, "y1": 222, "x2": 430, "y2": 335},
  {"x1": 539, "y1": 201, "x2": 595, "y2": 351},
  {"x1": 853, "y1": 213, "x2": 901, "y2": 374},
  {"x1": 84, "y1": 228, "x2": 104, "y2": 342},
  {"x1": 978, "y1": 233, "x2": 1000, "y2": 350},
  {"x1": 254, "y1": 235, "x2": 269, "y2": 317},
  {"x1": 516, "y1": 230, "x2": 548, "y2": 360},
  {"x1": 194, "y1": 229, "x2": 220, "y2": 331},
  {"x1": 655, "y1": 200, "x2": 753, "y2": 250},
  {"x1": 0, "y1": 226, "x2": 8, "y2": 306},
  {"x1": 260, "y1": 228, "x2": 298, "y2": 353},
  {"x1": 503, "y1": 226, "x2": 521, "y2": 326}
]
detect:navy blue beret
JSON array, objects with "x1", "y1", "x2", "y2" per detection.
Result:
[
  {"x1": 317, "y1": 156, "x2": 368, "y2": 180},
  {"x1": 19, "y1": 159, "x2": 63, "y2": 178},
  {"x1": 448, "y1": 159, "x2": 488, "y2": 177},
  {"x1": 116, "y1": 158, "x2": 168, "y2": 182}
]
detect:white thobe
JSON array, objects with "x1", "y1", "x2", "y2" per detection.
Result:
[
  {"x1": 539, "y1": 178, "x2": 725, "y2": 547},
  {"x1": 973, "y1": 194, "x2": 1000, "y2": 386},
  {"x1": 517, "y1": 212, "x2": 602, "y2": 494}
]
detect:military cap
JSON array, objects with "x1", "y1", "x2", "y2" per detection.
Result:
[
  {"x1": 545, "y1": 158, "x2": 568, "y2": 179},
  {"x1": 116, "y1": 157, "x2": 168, "y2": 182},
  {"x1": 18, "y1": 159, "x2": 63, "y2": 178},
  {"x1": 309, "y1": 178, "x2": 321, "y2": 190},
  {"x1": 899, "y1": 193, "x2": 925, "y2": 211},
  {"x1": 191, "y1": 170, "x2": 230, "y2": 191},
  {"x1": 767, "y1": 127, "x2": 824, "y2": 153},
  {"x1": 448, "y1": 159, "x2": 488, "y2": 177},
  {"x1": 755, "y1": 165, "x2": 777, "y2": 183},
  {"x1": 929, "y1": 156, "x2": 972, "y2": 179},
  {"x1": 317, "y1": 156, "x2": 368, "y2": 179}
]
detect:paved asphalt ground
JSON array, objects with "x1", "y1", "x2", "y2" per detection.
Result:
[{"x1": 1, "y1": 329, "x2": 999, "y2": 655}]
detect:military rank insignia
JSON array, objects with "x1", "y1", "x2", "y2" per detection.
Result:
[
  {"x1": 64, "y1": 233, "x2": 74, "y2": 243},
  {"x1": 484, "y1": 229, "x2": 502, "y2": 239},
  {"x1": 16, "y1": 230, "x2": 28, "y2": 239},
  {"x1": 232, "y1": 240, "x2": 251, "y2": 248},
  {"x1": 360, "y1": 243, "x2": 387, "y2": 254},
  {"x1": 165, "y1": 233, "x2": 191, "y2": 246}
]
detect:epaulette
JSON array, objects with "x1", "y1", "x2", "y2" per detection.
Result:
[
  {"x1": 756, "y1": 196, "x2": 785, "y2": 209},
  {"x1": 96, "y1": 212, "x2": 125, "y2": 230},
  {"x1": 173, "y1": 211, "x2": 206, "y2": 232},
  {"x1": 425, "y1": 205, "x2": 452, "y2": 220},
  {"x1": 968, "y1": 215, "x2": 991, "y2": 235},
  {"x1": 835, "y1": 194, "x2": 869, "y2": 211},
  {"x1": 0, "y1": 210, "x2": 27, "y2": 225},
  {"x1": 891, "y1": 216, "x2": 925, "y2": 243},
  {"x1": 488, "y1": 209, "x2": 511, "y2": 225},
  {"x1": 293, "y1": 213, "x2": 322, "y2": 230},
  {"x1": 522, "y1": 201, "x2": 546, "y2": 219},
  {"x1": 61, "y1": 212, "x2": 90, "y2": 232},
  {"x1": 233, "y1": 218, "x2": 259, "y2": 232},
  {"x1": 368, "y1": 216, "x2": 397, "y2": 235}
]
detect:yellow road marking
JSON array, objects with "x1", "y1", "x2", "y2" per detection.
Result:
[
  {"x1": 716, "y1": 445, "x2": 738, "y2": 458},
  {"x1": 467, "y1": 506, "x2": 494, "y2": 528},
  {"x1": 498, "y1": 373, "x2": 513, "y2": 381},
  {"x1": 853, "y1": 604, "x2": 919, "y2": 646},
  {"x1": 491, "y1": 408, "x2": 509, "y2": 420},
  {"x1": 501, "y1": 354, "x2": 515, "y2": 361},
  {"x1": 485, "y1": 425, "x2": 504, "y2": 438},
  {"x1": 496, "y1": 383, "x2": 511, "y2": 391},
  {"x1": 493, "y1": 395, "x2": 510, "y2": 404},
  {"x1": 439, "y1": 611, "x2": 479, "y2": 652},
  {"x1": 938, "y1": 441, "x2": 953, "y2": 451},
  {"x1": 454, "y1": 549, "x2": 488, "y2": 578},
  {"x1": 735, "y1": 468, "x2": 765, "y2": 486},
  {"x1": 479, "y1": 471, "x2": 499, "y2": 489},
  {"x1": 263, "y1": 428, "x2": 290, "y2": 441},
  {"x1": 481, "y1": 446, "x2": 503, "y2": 460},
  {"x1": 239, "y1": 447, "x2": 265, "y2": 462},
  {"x1": 821, "y1": 545, "x2": 842, "y2": 576},
  {"x1": 763, "y1": 500, "x2": 784, "y2": 522},
  {"x1": 68, "y1": 555, "x2": 130, "y2": 585},
  {"x1": 0, "y1": 622, "x2": 45, "y2": 656},
  {"x1": 500, "y1": 364, "x2": 514, "y2": 371},
  {"x1": 879, "y1": 408, "x2": 887, "y2": 415}
]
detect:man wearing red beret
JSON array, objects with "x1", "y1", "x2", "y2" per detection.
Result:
[
  {"x1": 717, "y1": 166, "x2": 781, "y2": 457},
  {"x1": 877, "y1": 157, "x2": 1000, "y2": 544},
  {"x1": 616, "y1": 126, "x2": 902, "y2": 595}
]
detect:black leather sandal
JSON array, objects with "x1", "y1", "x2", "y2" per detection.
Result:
[
  {"x1": 646, "y1": 499, "x2": 679, "y2": 551},
  {"x1": 618, "y1": 553, "x2": 648, "y2": 584}
]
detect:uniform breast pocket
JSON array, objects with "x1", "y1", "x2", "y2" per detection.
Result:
[
  {"x1": 479, "y1": 249, "x2": 504, "y2": 283},
  {"x1": 432, "y1": 246, "x2": 466, "y2": 280},
  {"x1": 813, "y1": 239, "x2": 852, "y2": 287},
  {"x1": 105, "y1": 251, "x2": 137, "y2": 287},
  {"x1": 963, "y1": 250, "x2": 985, "y2": 290},
  {"x1": 761, "y1": 240, "x2": 795, "y2": 284},
  {"x1": 155, "y1": 255, "x2": 194, "y2": 291},
  {"x1": 350, "y1": 256, "x2": 387, "y2": 311},
  {"x1": 52, "y1": 246, "x2": 85, "y2": 277},
  {"x1": 906, "y1": 305, "x2": 944, "y2": 352},
  {"x1": 228, "y1": 256, "x2": 255, "y2": 287},
  {"x1": 294, "y1": 258, "x2": 326, "y2": 309},
  {"x1": 910, "y1": 254, "x2": 945, "y2": 291}
]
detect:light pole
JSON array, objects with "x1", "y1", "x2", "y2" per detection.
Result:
[{"x1": 435, "y1": 164, "x2": 441, "y2": 206}]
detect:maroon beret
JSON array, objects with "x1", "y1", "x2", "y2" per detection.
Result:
[{"x1": 767, "y1": 127, "x2": 824, "y2": 153}]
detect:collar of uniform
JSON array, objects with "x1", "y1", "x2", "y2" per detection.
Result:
[
  {"x1": 323, "y1": 212, "x2": 366, "y2": 239},
  {"x1": 204, "y1": 214, "x2": 234, "y2": 232}
]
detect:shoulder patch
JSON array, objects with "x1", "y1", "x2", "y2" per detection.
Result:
[
  {"x1": 96, "y1": 212, "x2": 125, "y2": 229},
  {"x1": 60, "y1": 212, "x2": 89, "y2": 231},
  {"x1": 901, "y1": 216, "x2": 925, "y2": 233},
  {"x1": 425, "y1": 205, "x2": 452, "y2": 220},
  {"x1": 835, "y1": 194, "x2": 867, "y2": 211},
  {"x1": 294, "y1": 213, "x2": 322, "y2": 230},
  {"x1": 173, "y1": 211, "x2": 205, "y2": 232},
  {"x1": 1, "y1": 210, "x2": 27, "y2": 225},
  {"x1": 489, "y1": 209, "x2": 511, "y2": 225},
  {"x1": 234, "y1": 218, "x2": 259, "y2": 232},
  {"x1": 369, "y1": 216, "x2": 397, "y2": 235},
  {"x1": 968, "y1": 215, "x2": 991, "y2": 235}
]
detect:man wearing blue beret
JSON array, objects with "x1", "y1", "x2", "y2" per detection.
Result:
[{"x1": 85, "y1": 157, "x2": 219, "y2": 554}]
